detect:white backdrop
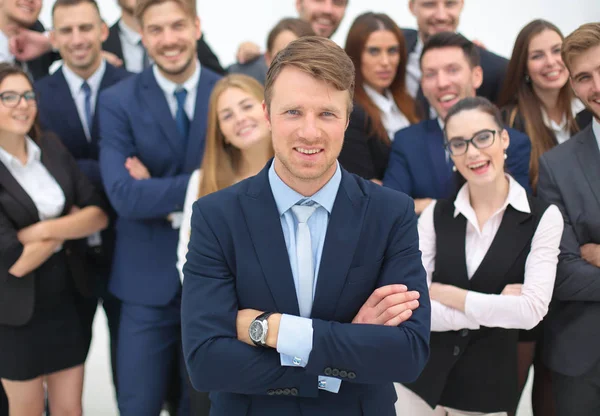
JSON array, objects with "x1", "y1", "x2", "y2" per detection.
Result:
[{"x1": 39, "y1": 0, "x2": 600, "y2": 68}]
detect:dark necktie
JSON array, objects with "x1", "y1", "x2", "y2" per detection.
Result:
[
  {"x1": 174, "y1": 87, "x2": 190, "y2": 140},
  {"x1": 81, "y1": 81, "x2": 93, "y2": 140},
  {"x1": 139, "y1": 40, "x2": 150, "y2": 69}
]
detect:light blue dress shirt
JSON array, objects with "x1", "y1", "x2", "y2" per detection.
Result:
[{"x1": 268, "y1": 161, "x2": 342, "y2": 393}]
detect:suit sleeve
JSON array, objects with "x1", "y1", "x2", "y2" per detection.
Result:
[
  {"x1": 182, "y1": 203, "x2": 319, "y2": 397},
  {"x1": 383, "y1": 134, "x2": 414, "y2": 195},
  {"x1": 0, "y1": 205, "x2": 24, "y2": 279},
  {"x1": 98, "y1": 90, "x2": 191, "y2": 220},
  {"x1": 506, "y1": 129, "x2": 532, "y2": 193},
  {"x1": 537, "y1": 155, "x2": 600, "y2": 301},
  {"x1": 306, "y1": 197, "x2": 431, "y2": 384}
]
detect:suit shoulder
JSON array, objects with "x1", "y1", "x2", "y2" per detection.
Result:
[
  {"x1": 479, "y1": 47, "x2": 509, "y2": 67},
  {"x1": 353, "y1": 173, "x2": 414, "y2": 211},
  {"x1": 193, "y1": 179, "x2": 246, "y2": 216},
  {"x1": 101, "y1": 72, "x2": 138, "y2": 98},
  {"x1": 542, "y1": 128, "x2": 585, "y2": 165},
  {"x1": 393, "y1": 122, "x2": 430, "y2": 146},
  {"x1": 201, "y1": 67, "x2": 223, "y2": 85}
]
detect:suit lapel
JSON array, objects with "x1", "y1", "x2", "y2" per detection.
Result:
[
  {"x1": 240, "y1": 165, "x2": 300, "y2": 315},
  {"x1": 40, "y1": 138, "x2": 72, "y2": 215},
  {"x1": 0, "y1": 162, "x2": 38, "y2": 222},
  {"x1": 50, "y1": 69, "x2": 89, "y2": 154},
  {"x1": 184, "y1": 70, "x2": 212, "y2": 171},
  {"x1": 139, "y1": 69, "x2": 185, "y2": 162},
  {"x1": 576, "y1": 125, "x2": 600, "y2": 207},
  {"x1": 311, "y1": 171, "x2": 368, "y2": 320},
  {"x1": 104, "y1": 22, "x2": 125, "y2": 61},
  {"x1": 425, "y1": 121, "x2": 452, "y2": 198}
]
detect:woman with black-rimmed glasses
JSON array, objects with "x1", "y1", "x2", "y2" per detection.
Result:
[
  {"x1": 0, "y1": 63, "x2": 109, "y2": 416},
  {"x1": 395, "y1": 97, "x2": 564, "y2": 416}
]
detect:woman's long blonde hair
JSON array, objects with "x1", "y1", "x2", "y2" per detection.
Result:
[{"x1": 198, "y1": 74, "x2": 272, "y2": 198}]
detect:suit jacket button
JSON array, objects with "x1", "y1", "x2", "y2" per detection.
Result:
[
  {"x1": 453, "y1": 346, "x2": 461, "y2": 356},
  {"x1": 267, "y1": 389, "x2": 275, "y2": 395},
  {"x1": 283, "y1": 388, "x2": 291, "y2": 396},
  {"x1": 291, "y1": 388, "x2": 298, "y2": 396},
  {"x1": 275, "y1": 388, "x2": 283, "y2": 395},
  {"x1": 331, "y1": 368, "x2": 340, "y2": 377},
  {"x1": 339, "y1": 370, "x2": 348, "y2": 378},
  {"x1": 348, "y1": 372, "x2": 356, "y2": 379},
  {"x1": 324, "y1": 367, "x2": 333, "y2": 376},
  {"x1": 461, "y1": 329, "x2": 469, "y2": 337}
]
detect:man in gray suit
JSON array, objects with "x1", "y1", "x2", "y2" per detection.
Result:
[{"x1": 537, "y1": 22, "x2": 600, "y2": 416}]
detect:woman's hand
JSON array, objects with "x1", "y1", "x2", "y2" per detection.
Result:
[
  {"x1": 430, "y1": 282, "x2": 468, "y2": 312},
  {"x1": 125, "y1": 156, "x2": 151, "y2": 180}
]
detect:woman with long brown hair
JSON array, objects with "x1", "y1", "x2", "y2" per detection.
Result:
[
  {"x1": 177, "y1": 74, "x2": 273, "y2": 280},
  {"x1": 0, "y1": 63, "x2": 109, "y2": 415},
  {"x1": 341, "y1": 12, "x2": 419, "y2": 182},
  {"x1": 498, "y1": 19, "x2": 587, "y2": 191},
  {"x1": 497, "y1": 19, "x2": 588, "y2": 416}
]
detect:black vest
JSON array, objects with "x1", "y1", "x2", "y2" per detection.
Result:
[{"x1": 405, "y1": 195, "x2": 549, "y2": 413}]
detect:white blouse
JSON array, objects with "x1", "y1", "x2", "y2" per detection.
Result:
[
  {"x1": 177, "y1": 169, "x2": 202, "y2": 283},
  {"x1": 541, "y1": 99, "x2": 586, "y2": 144},
  {"x1": 364, "y1": 84, "x2": 410, "y2": 140},
  {"x1": 418, "y1": 175, "x2": 564, "y2": 332},
  {"x1": 0, "y1": 137, "x2": 65, "y2": 220}
]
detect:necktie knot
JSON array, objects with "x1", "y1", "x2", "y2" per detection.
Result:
[
  {"x1": 291, "y1": 203, "x2": 317, "y2": 224},
  {"x1": 81, "y1": 81, "x2": 91, "y2": 95},
  {"x1": 174, "y1": 87, "x2": 188, "y2": 106}
]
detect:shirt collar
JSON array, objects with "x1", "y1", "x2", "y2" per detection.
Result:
[
  {"x1": 364, "y1": 84, "x2": 396, "y2": 114},
  {"x1": 268, "y1": 161, "x2": 342, "y2": 216},
  {"x1": 414, "y1": 34, "x2": 424, "y2": 56},
  {"x1": 0, "y1": 136, "x2": 41, "y2": 168},
  {"x1": 593, "y1": 117, "x2": 600, "y2": 152},
  {"x1": 453, "y1": 174, "x2": 530, "y2": 221},
  {"x1": 152, "y1": 60, "x2": 201, "y2": 96},
  {"x1": 118, "y1": 19, "x2": 142, "y2": 45},
  {"x1": 62, "y1": 59, "x2": 107, "y2": 96}
]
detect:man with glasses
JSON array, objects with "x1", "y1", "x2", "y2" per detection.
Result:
[{"x1": 383, "y1": 32, "x2": 530, "y2": 214}]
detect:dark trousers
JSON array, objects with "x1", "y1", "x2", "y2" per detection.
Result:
[
  {"x1": 553, "y1": 359, "x2": 600, "y2": 416},
  {"x1": 116, "y1": 298, "x2": 189, "y2": 416},
  {"x1": 188, "y1": 377, "x2": 211, "y2": 416}
]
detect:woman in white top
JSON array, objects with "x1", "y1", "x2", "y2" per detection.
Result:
[
  {"x1": 177, "y1": 74, "x2": 273, "y2": 281},
  {"x1": 395, "y1": 97, "x2": 564, "y2": 416},
  {"x1": 340, "y1": 12, "x2": 419, "y2": 182}
]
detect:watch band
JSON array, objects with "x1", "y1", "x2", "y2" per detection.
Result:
[{"x1": 251, "y1": 311, "x2": 274, "y2": 347}]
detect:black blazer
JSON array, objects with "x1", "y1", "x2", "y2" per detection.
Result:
[
  {"x1": 103, "y1": 20, "x2": 226, "y2": 75},
  {"x1": 0, "y1": 134, "x2": 107, "y2": 326},
  {"x1": 340, "y1": 103, "x2": 391, "y2": 181},
  {"x1": 403, "y1": 28, "x2": 508, "y2": 118}
]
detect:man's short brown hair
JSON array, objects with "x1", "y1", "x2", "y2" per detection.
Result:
[
  {"x1": 135, "y1": 0, "x2": 196, "y2": 24},
  {"x1": 52, "y1": 0, "x2": 101, "y2": 18},
  {"x1": 562, "y1": 23, "x2": 600, "y2": 73},
  {"x1": 264, "y1": 36, "x2": 355, "y2": 115}
]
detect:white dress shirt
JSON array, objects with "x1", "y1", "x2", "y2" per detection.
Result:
[
  {"x1": 541, "y1": 99, "x2": 586, "y2": 144},
  {"x1": 363, "y1": 84, "x2": 410, "y2": 140},
  {"x1": 118, "y1": 19, "x2": 146, "y2": 74},
  {"x1": 418, "y1": 175, "x2": 564, "y2": 332},
  {"x1": 405, "y1": 35, "x2": 423, "y2": 99},
  {"x1": 177, "y1": 168, "x2": 201, "y2": 282},
  {"x1": 0, "y1": 30, "x2": 14, "y2": 63},
  {"x1": 153, "y1": 61, "x2": 201, "y2": 120},
  {"x1": 0, "y1": 137, "x2": 65, "y2": 220},
  {"x1": 593, "y1": 117, "x2": 600, "y2": 151},
  {"x1": 62, "y1": 60, "x2": 106, "y2": 141}
]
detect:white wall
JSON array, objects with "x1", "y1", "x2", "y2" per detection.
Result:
[{"x1": 39, "y1": 1, "x2": 599, "y2": 68}]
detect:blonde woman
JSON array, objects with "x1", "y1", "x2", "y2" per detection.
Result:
[{"x1": 177, "y1": 74, "x2": 273, "y2": 281}]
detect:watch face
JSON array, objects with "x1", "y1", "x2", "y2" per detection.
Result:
[{"x1": 249, "y1": 321, "x2": 264, "y2": 341}]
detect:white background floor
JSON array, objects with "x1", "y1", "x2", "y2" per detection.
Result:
[{"x1": 83, "y1": 308, "x2": 535, "y2": 415}]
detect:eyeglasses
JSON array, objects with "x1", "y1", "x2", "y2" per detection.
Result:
[
  {"x1": 0, "y1": 91, "x2": 37, "y2": 108},
  {"x1": 445, "y1": 129, "x2": 498, "y2": 156}
]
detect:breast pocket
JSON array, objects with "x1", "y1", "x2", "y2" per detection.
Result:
[{"x1": 336, "y1": 259, "x2": 384, "y2": 322}]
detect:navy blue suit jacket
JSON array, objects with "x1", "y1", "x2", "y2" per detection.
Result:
[
  {"x1": 383, "y1": 119, "x2": 532, "y2": 198},
  {"x1": 99, "y1": 66, "x2": 221, "y2": 306},
  {"x1": 182, "y1": 162, "x2": 431, "y2": 416}
]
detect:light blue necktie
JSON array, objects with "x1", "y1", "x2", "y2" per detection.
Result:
[
  {"x1": 174, "y1": 87, "x2": 190, "y2": 140},
  {"x1": 81, "y1": 81, "x2": 93, "y2": 139},
  {"x1": 291, "y1": 202, "x2": 318, "y2": 318}
]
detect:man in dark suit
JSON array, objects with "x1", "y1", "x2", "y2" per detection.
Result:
[
  {"x1": 404, "y1": 0, "x2": 508, "y2": 118},
  {"x1": 103, "y1": 0, "x2": 225, "y2": 75},
  {"x1": 383, "y1": 32, "x2": 530, "y2": 214},
  {"x1": 182, "y1": 36, "x2": 430, "y2": 416},
  {"x1": 99, "y1": 0, "x2": 220, "y2": 414},
  {"x1": 34, "y1": 0, "x2": 132, "y2": 397},
  {"x1": 537, "y1": 23, "x2": 600, "y2": 416}
]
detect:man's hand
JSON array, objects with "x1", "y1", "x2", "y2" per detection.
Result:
[
  {"x1": 236, "y1": 41, "x2": 261, "y2": 64},
  {"x1": 236, "y1": 309, "x2": 282, "y2": 348},
  {"x1": 581, "y1": 243, "x2": 600, "y2": 268},
  {"x1": 10, "y1": 28, "x2": 52, "y2": 61},
  {"x1": 501, "y1": 283, "x2": 522, "y2": 296},
  {"x1": 414, "y1": 198, "x2": 433, "y2": 215},
  {"x1": 352, "y1": 284, "x2": 420, "y2": 326},
  {"x1": 125, "y1": 156, "x2": 151, "y2": 180},
  {"x1": 102, "y1": 51, "x2": 123, "y2": 68},
  {"x1": 429, "y1": 282, "x2": 468, "y2": 312}
]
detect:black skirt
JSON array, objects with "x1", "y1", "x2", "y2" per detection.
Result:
[{"x1": 0, "y1": 251, "x2": 87, "y2": 381}]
